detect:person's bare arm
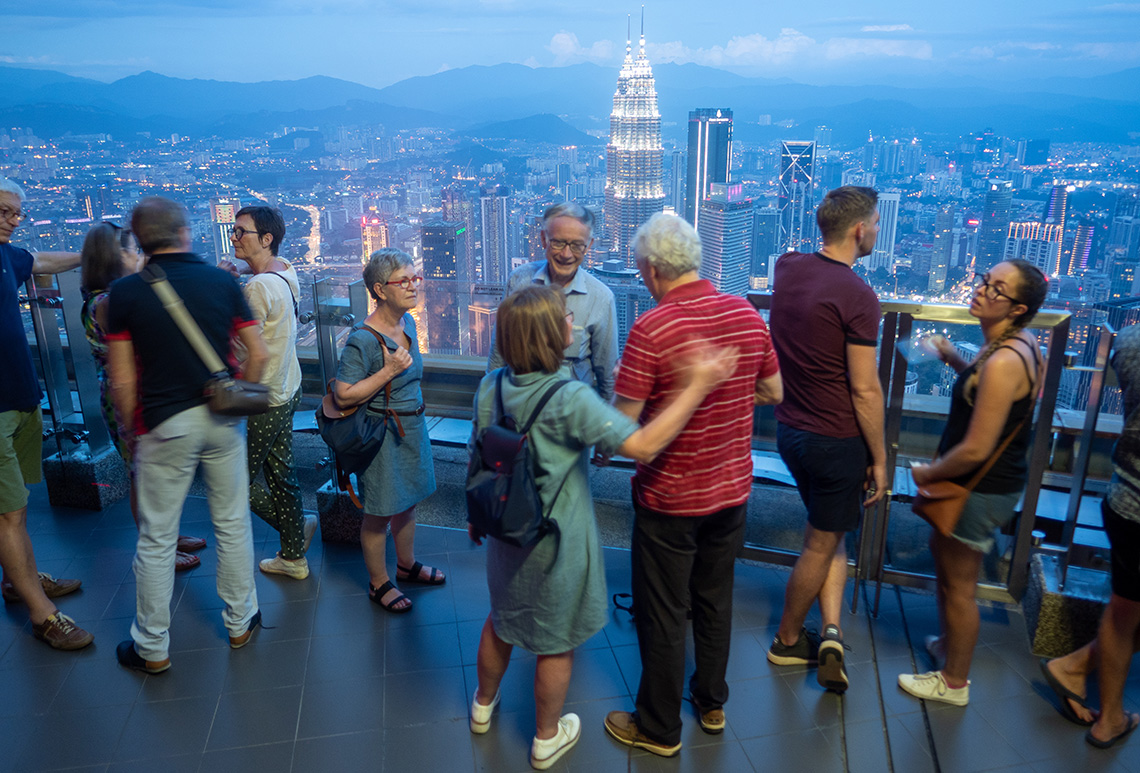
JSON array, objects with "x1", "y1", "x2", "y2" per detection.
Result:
[
  {"x1": 754, "y1": 373, "x2": 783, "y2": 406},
  {"x1": 235, "y1": 324, "x2": 268, "y2": 384},
  {"x1": 847, "y1": 342, "x2": 888, "y2": 506},
  {"x1": 108, "y1": 339, "x2": 137, "y2": 435},
  {"x1": 31, "y1": 251, "x2": 80, "y2": 274}
]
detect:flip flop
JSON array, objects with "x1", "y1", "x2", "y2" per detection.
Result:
[
  {"x1": 175, "y1": 551, "x2": 201, "y2": 572},
  {"x1": 397, "y1": 561, "x2": 446, "y2": 585},
  {"x1": 1086, "y1": 713, "x2": 1139, "y2": 749},
  {"x1": 1039, "y1": 658, "x2": 1094, "y2": 727},
  {"x1": 177, "y1": 535, "x2": 207, "y2": 552},
  {"x1": 369, "y1": 580, "x2": 412, "y2": 613}
]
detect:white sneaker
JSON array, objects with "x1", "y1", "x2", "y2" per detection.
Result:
[
  {"x1": 259, "y1": 553, "x2": 310, "y2": 580},
  {"x1": 302, "y1": 515, "x2": 319, "y2": 553},
  {"x1": 530, "y1": 713, "x2": 580, "y2": 770},
  {"x1": 898, "y1": 670, "x2": 969, "y2": 706},
  {"x1": 469, "y1": 689, "x2": 501, "y2": 734}
]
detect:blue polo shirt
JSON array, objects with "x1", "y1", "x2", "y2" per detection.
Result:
[
  {"x1": 106, "y1": 252, "x2": 257, "y2": 433},
  {"x1": 0, "y1": 243, "x2": 41, "y2": 413}
]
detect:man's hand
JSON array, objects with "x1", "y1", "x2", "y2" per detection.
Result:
[
  {"x1": 467, "y1": 523, "x2": 484, "y2": 545},
  {"x1": 864, "y1": 463, "x2": 889, "y2": 507}
]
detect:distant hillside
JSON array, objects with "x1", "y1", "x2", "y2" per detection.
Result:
[{"x1": 461, "y1": 114, "x2": 602, "y2": 145}]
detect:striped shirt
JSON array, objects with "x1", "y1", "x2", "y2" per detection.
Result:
[{"x1": 615, "y1": 279, "x2": 779, "y2": 516}]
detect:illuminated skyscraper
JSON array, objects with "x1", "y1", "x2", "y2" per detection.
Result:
[
  {"x1": 697, "y1": 183, "x2": 752, "y2": 297},
  {"x1": 750, "y1": 206, "x2": 779, "y2": 290},
  {"x1": 1043, "y1": 184, "x2": 1069, "y2": 275},
  {"x1": 685, "y1": 108, "x2": 733, "y2": 230},
  {"x1": 978, "y1": 180, "x2": 1012, "y2": 268},
  {"x1": 1004, "y1": 222, "x2": 1063, "y2": 274},
  {"x1": 867, "y1": 192, "x2": 899, "y2": 273},
  {"x1": 929, "y1": 203, "x2": 955, "y2": 294},
  {"x1": 479, "y1": 184, "x2": 512, "y2": 284},
  {"x1": 421, "y1": 221, "x2": 469, "y2": 355},
  {"x1": 778, "y1": 140, "x2": 815, "y2": 254},
  {"x1": 441, "y1": 183, "x2": 478, "y2": 282},
  {"x1": 1069, "y1": 223, "x2": 1095, "y2": 276},
  {"x1": 210, "y1": 197, "x2": 240, "y2": 264},
  {"x1": 604, "y1": 16, "x2": 665, "y2": 267},
  {"x1": 361, "y1": 215, "x2": 389, "y2": 261}
]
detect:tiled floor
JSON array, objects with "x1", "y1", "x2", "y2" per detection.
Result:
[{"x1": 2, "y1": 483, "x2": 1139, "y2": 773}]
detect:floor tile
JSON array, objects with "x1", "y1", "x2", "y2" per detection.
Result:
[
  {"x1": 112, "y1": 695, "x2": 218, "y2": 761},
  {"x1": 206, "y1": 685, "x2": 303, "y2": 750},
  {"x1": 296, "y1": 674, "x2": 385, "y2": 738}
]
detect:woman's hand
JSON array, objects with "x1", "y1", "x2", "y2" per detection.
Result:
[
  {"x1": 384, "y1": 346, "x2": 413, "y2": 377},
  {"x1": 687, "y1": 345, "x2": 741, "y2": 393},
  {"x1": 910, "y1": 462, "x2": 932, "y2": 487}
]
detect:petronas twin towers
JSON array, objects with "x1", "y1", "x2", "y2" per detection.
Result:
[{"x1": 604, "y1": 15, "x2": 665, "y2": 267}]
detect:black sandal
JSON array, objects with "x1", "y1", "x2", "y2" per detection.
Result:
[
  {"x1": 369, "y1": 580, "x2": 413, "y2": 613},
  {"x1": 397, "y1": 561, "x2": 446, "y2": 586}
]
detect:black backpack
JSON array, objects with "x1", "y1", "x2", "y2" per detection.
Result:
[{"x1": 466, "y1": 370, "x2": 570, "y2": 548}]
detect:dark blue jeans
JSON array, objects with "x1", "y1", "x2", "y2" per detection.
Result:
[{"x1": 630, "y1": 496, "x2": 746, "y2": 745}]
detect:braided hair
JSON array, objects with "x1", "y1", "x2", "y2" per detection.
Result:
[{"x1": 965, "y1": 259, "x2": 1048, "y2": 404}]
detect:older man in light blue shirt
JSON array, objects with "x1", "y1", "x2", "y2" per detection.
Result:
[{"x1": 488, "y1": 202, "x2": 618, "y2": 400}]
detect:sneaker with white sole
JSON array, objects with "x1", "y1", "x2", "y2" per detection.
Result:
[
  {"x1": 470, "y1": 689, "x2": 501, "y2": 734},
  {"x1": 898, "y1": 670, "x2": 969, "y2": 706},
  {"x1": 530, "y1": 713, "x2": 580, "y2": 770},
  {"x1": 818, "y1": 624, "x2": 848, "y2": 693},
  {"x1": 767, "y1": 627, "x2": 821, "y2": 666},
  {"x1": 259, "y1": 553, "x2": 310, "y2": 580},
  {"x1": 302, "y1": 515, "x2": 319, "y2": 553}
]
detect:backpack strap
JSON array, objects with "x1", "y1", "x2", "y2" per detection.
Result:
[{"x1": 520, "y1": 379, "x2": 571, "y2": 434}]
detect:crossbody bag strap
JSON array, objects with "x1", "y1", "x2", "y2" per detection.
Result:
[
  {"x1": 360, "y1": 325, "x2": 402, "y2": 437},
  {"x1": 142, "y1": 264, "x2": 227, "y2": 375},
  {"x1": 265, "y1": 271, "x2": 298, "y2": 316},
  {"x1": 962, "y1": 396, "x2": 1037, "y2": 491}
]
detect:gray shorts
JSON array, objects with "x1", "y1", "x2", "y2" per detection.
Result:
[{"x1": 951, "y1": 489, "x2": 1021, "y2": 553}]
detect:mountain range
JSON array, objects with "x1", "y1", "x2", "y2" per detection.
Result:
[{"x1": 2, "y1": 62, "x2": 1138, "y2": 146}]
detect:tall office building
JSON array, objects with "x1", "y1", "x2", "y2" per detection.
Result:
[
  {"x1": 978, "y1": 180, "x2": 1013, "y2": 268},
  {"x1": 668, "y1": 150, "x2": 685, "y2": 213},
  {"x1": 361, "y1": 215, "x2": 389, "y2": 262},
  {"x1": 210, "y1": 197, "x2": 240, "y2": 264},
  {"x1": 594, "y1": 259, "x2": 655, "y2": 351},
  {"x1": 480, "y1": 184, "x2": 512, "y2": 284},
  {"x1": 813, "y1": 125, "x2": 832, "y2": 156},
  {"x1": 604, "y1": 18, "x2": 665, "y2": 267},
  {"x1": 697, "y1": 183, "x2": 752, "y2": 297},
  {"x1": 1004, "y1": 222, "x2": 1063, "y2": 274},
  {"x1": 1043, "y1": 185, "x2": 1069, "y2": 275},
  {"x1": 929, "y1": 203, "x2": 955, "y2": 294},
  {"x1": 750, "y1": 206, "x2": 780, "y2": 290},
  {"x1": 421, "y1": 221, "x2": 469, "y2": 355},
  {"x1": 441, "y1": 183, "x2": 478, "y2": 283},
  {"x1": 866, "y1": 192, "x2": 900, "y2": 273},
  {"x1": 1069, "y1": 223, "x2": 1095, "y2": 276},
  {"x1": 684, "y1": 108, "x2": 733, "y2": 230},
  {"x1": 778, "y1": 140, "x2": 816, "y2": 254}
]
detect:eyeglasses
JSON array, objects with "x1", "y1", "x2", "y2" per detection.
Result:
[
  {"x1": 548, "y1": 239, "x2": 589, "y2": 256},
  {"x1": 230, "y1": 226, "x2": 260, "y2": 239},
  {"x1": 385, "y1": 275, "x2": 424, "y2": 290},
  {"x1": 0, "y1": 207, "x2": 27, "y2": 223},
  {"x1": 974, "y1": 273, "x2": 1023, "y2": 305}
]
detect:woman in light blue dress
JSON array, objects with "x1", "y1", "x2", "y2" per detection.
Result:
[
  {"x1": 467, "y1": 286, "x2": 739, "y2": 770},
  {"x1": 332, "y1": 249, "x2": 441, "y2": 612}
]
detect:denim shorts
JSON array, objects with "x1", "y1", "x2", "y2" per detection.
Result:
[
  {"x1": 951, "y1": 489, "x2": 1021, "y2": 553},
  {"x1": 777, "y1": 423, "x2": 868, "y2": 533}
]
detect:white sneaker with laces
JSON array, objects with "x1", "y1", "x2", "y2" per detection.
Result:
[
  {"x1": 469, "y1": 689, "x2": 501, "y2": 734},
  {"x1": 530, "y1": 713, "x2": 581, "y2": 770},
  {"x1": 259, "y1": 553, "x2": 310, "y2": 580},
  {"x1": 898, "y1": 670, "x2": 969, "y2": 706}
]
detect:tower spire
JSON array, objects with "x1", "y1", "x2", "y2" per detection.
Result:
[
  {"x1": 639, "y1": 5, "x2": 646, "y2": 57},
  {"x1": 626, "y1": 14, "x2": 632, "y2": 58}
]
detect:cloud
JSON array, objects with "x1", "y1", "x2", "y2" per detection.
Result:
[
  {"x1": 647, "y1": 29, "x2": 935, "y2": 67},
  {"x1": 825, "y1": 38, "x2": 933, "y2": 59},
  {"x1": 860, "y1": 24, "x2": 914, "y2": 32},
  {"x1": 546, "y1": 31, "x2": 614, "y2": 65}
]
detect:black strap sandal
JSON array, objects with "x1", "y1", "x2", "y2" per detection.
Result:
[
  {"x1": 397, "y1": 561, "x2": 446, "y2": 585},
  {"x1": 369, "y1": 580, "x2": 413, "y2": 613}
]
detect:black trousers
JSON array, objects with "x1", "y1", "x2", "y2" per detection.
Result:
[{"x1": 630, "y1": 496, "x2": 747, "y2": 745}]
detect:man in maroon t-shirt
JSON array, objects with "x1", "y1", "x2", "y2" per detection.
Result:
[
  {"x1": 603, "y1": 213, "x2": 782, "y2": 757},
  {"x1": 766, "y1": 186, "x2": 887, "y2": 695}
]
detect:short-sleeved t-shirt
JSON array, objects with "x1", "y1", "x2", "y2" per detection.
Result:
[
  {"x1": 106, "y1": 252, "x2": 257, "y2": 433},
  {"x1": 615, "y1": 279, "x2": 780, "y2": 517},
  {"x1": 770, "y1": 252, "x2": 881, "y2": 439},
  {"x1": 0, "y1": 243, "x2": 41, "y2": 412}
]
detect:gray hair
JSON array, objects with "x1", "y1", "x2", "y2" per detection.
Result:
[
  {"x1": 632, "y1": 213, "x2": 701, "y2": 280},
  {"x1": 0, "y1": 178, "x2": 27, "y2": 202},
  {"x1": 363, "y1": 248, "x2": 414, "y2": 301},
  {"x1": 543, "y1": 201, "x2": 594, "y2": 236}
]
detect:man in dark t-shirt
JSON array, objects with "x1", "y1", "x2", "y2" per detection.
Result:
[
  {"x1": 0, "y1": 177, "x2": 92, "y2": 651},
  {"x1": 107, "y1": 196, "x2": 269, "y2": 673},
  {"x1": 766, "y1": 186, "x2": 887, "y2": 694}
]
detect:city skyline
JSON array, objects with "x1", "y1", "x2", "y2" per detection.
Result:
[{"x1": 6, "y1": 2, "x2": 1140, "y2": 90}]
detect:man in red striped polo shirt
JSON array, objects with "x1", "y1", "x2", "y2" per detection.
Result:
[{"x1": 604, "y1": 213, "x2": 782, "y2": 757}]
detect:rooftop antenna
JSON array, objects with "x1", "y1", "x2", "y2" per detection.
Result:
[
  {"x1": 639, "y1": 5, "x2": 646, "y2": 56},
  {"x1": 626, "y1": 14, "x2": 632, "y2": 57}
]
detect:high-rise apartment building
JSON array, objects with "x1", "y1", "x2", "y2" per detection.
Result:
[
  {"x1": 210, "y1": 197, "x2": 240, "y2": 264},
  {"x1": 1043, "y1": 184, "x2": 1069, "y2": 275},
  {"x1": 1004, "y1": 222, "x2": 1063, "y2": 274},
  {"x1": 978, "y1": 180, "x2": 1012, "y2": 268},
  {"x1": 480, "y1": 184, "x2": 512, "y2": 285},
  {"x1": 929, "y1": 203, "x2": 955, "y2": 294},
  {"x1": 866, "y1": 192, "x2": 900, "y2": 273},
  {"x1": 778, "y1": 140, "x2": 815, "y2": 254},
  {"x1": 697, "y1": 183, "x2": 752, "y2": 297},
  {"x1": 421, "y1": 221, "x2": 469, "y2": 355},
  {"x1": 684, "y1": 108, "x2": 733, "y2": 230},
  {"x1": 604, "y1": 20, "x2": 665, "y2": 267},
  {"x1": 1069, "y1": 223, "x2": 1095, "y2": 276},
  {"x1": 361, "y1": 215, "x2": 389, "y2": 262}
]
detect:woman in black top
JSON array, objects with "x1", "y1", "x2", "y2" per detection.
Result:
[{"x1": 899, "y1": 259, "x2": 1048, "y2": 707}]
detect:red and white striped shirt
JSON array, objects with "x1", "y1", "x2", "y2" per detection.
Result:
[{"x1": 615, "y1": 280, "x2": 779, "y2": 516}]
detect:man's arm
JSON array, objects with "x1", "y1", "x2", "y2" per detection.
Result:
[
  {"x1": 754, "y1": 373, "x2": 783, "y2": 406},
  {"x1": 591, "y1": 296, "x2": 619, "y2": 401},
  {"x1": 847, "y1": 342, "x2": 887, "y2": 506},
  {"x1": 108, "y1": 339, "x2": 138, "y2": 435},
  {"x1": 31, "y1": 251, "x2": 80, "y2": 274}
]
